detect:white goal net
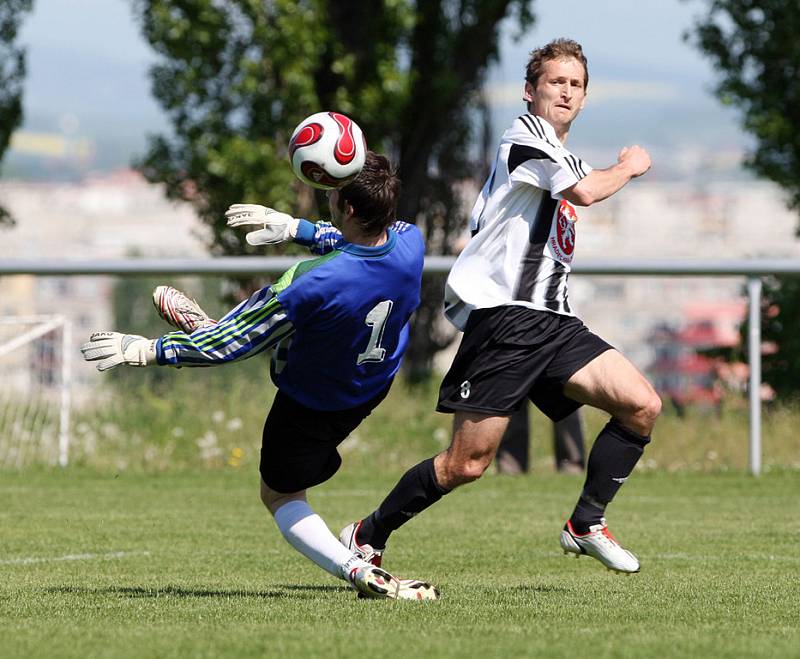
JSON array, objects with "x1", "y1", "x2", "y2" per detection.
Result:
[{"x1": 0, "y1": 316, "x2": 71, "y2": 468}]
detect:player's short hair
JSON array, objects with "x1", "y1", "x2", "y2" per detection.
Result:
[
  {"x1": 525, "y1": 38, "x2": 589, "y2": 90},
  {"x1": 338, "y1": 151, "x2": 400, "y2": 236}
]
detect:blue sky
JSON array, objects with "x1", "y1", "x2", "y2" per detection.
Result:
[{"x1": 14, "y1": 0, "x2": 748, "y2": 175}]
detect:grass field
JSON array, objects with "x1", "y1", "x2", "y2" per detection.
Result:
[{"x1": 1, "y1": 466, "x2": 798, "y2": 658}]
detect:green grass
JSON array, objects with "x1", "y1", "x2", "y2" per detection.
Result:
[{"x1": 1, "y1": 467, "x2": 798, "y2": 658}]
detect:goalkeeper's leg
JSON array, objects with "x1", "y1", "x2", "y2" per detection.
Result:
[
  {"x1": 152, "y1": 285, "x2": 217, "y2": 334},
  {"x1": 263, "y1": 482, "x2": 368, "y2": 581},
  {"x1": 263, "y1": 481, "x2": 438, "y2": 600}
]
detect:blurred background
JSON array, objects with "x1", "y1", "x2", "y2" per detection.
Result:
[{"x1": 0, "y1": 0, "x2": 798, "y2": 472}]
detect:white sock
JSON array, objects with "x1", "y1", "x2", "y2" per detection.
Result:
[{"x1": 272, "y1": 500, "x2": 368, "y2": 580}]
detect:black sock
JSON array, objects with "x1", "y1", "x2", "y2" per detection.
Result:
[
  {"x1": 568, "y1": 418, "x2": 650, "y2": 534},
  {"x1": 357, "y1": 457, "x2": 450, "y2": 548}
]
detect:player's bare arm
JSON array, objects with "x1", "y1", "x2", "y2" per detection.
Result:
[{"x1": 562, "y1": 144, "x2": 651, "y2": 206}]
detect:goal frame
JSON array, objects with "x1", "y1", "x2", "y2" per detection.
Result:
[{"x1": 0, "y1": 315, "x2": 72, "y2": 466}]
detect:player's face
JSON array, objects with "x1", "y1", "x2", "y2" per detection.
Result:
[{"x1": 524, "y1": 57, "x2": 587, "y2": 139}]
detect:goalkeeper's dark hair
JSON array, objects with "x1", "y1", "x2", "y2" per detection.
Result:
[{"x1": 338, "y1": 151, "x2": 400, "y2": 236}]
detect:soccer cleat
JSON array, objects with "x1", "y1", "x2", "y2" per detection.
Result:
[
  {"x1": 339, "y1": 521, "x2": 384, "y2": 567},
  {"x1": 397, "y1": 579, "x2": 440, "y2": 601},
  {"x1": 152, "y1": 285, "x2": 217, "y2": 334},
  {"x1": 347, "y1": 565, "x2": 399, "y2": 599},
  {"x1": 347, "y1": 566, "x2": 439, "y2": 601},
  {"x1": 560, "y1": 518, "x2": 640, "y2": 573}
]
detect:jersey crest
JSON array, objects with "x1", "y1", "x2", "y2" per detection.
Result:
[{"x1": 547, "y1": 200, "x2": 577, "y2": 263}]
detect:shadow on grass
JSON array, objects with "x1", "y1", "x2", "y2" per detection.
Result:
[{"x1": 45, "y1": 584, "x2": 344, "y2": 600}]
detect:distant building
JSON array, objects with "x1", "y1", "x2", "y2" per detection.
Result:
[
  {"x1": 0, "y1": 170, "x2": 210, "y2": 392},
  {"x1": 569, "y1": 179, "x2": 800, "y2": 372},
  {"x1": 648, "y1": 301, "x2": 745, "y2": 413},
  {"x1": 2, "y1": 171, "x2": 800, "y2": 395}
]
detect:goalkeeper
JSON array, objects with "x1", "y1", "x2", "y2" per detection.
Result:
[{"x1": 81, "y1": 152, "x2": 438, "y2": 601}]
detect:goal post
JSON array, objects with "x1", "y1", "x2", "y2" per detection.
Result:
[{"x1": 0, "y1": 315, "x2": 72, "y2": 468}]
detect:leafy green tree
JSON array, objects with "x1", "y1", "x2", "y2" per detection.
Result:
[
  {"x1": 689, "y1": 1, "x2": 800, "y2": 209},
  {"x1": 0, "y1": 0, "x2": 32, "y2": 226},
  {"x1": 132, "y1": 0, "x2": 533, "y2": 378},
  {"x1": 689, "y1": 0, "x2": 800, "y2": 399},
  {"x1": 750, "y1": 277, "x2": 800, "y2": 400},
  {"x1": 713, "y1": 277, "x2": 800, "y2": 402}
]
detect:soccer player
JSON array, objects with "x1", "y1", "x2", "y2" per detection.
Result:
[
  {"x1": 81, "y1": 152, "x2": 438, "y2": 600},
  {"x1": 340, "y1": 39, "x2": 661, "y2": 573}
]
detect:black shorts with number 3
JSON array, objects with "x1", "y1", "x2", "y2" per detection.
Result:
[
  {"x1": 437, "y1": 305, "x2": 612, "y2": 421},
  {"x1": 260, "y1": 386, "x2": 390, "y2": 493}
]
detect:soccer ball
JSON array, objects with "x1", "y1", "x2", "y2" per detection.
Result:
[{"x1": 288, "y1": 111, "x2": 367, "y2": 190}]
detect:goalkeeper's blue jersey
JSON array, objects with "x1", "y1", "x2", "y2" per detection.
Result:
[{"x1": 155, "y1": 220, "x2": 424, "y2": 411}]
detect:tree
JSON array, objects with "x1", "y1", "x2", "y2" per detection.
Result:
[
  {"x1": 132, "y1": 0, "x2": 534, "y2": 379},
  {"x1": 688, "y1": 1, "x2": 800, "y2": 210},
  {"x1": 750, "y1": 277, "x2": 800, "y2": 400},
  {"x1": 689, "y1": 1, "x2": 800, "y2": 399},
  {"x1": 0, "y1": 0, "x2": 32, "y2": 227}
]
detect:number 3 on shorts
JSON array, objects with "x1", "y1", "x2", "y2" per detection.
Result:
[{"x1": 357, "y1": 300, "x2": 393, "y2": 365}]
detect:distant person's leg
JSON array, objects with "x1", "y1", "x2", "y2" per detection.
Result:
[
  {"x1": 553, "y1": 409, "x2": 585, "y2": 473},
  {"x1": 496, "y1": 405, "x2": 530, "y2": 474}
]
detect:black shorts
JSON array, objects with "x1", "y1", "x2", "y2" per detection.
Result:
[
  {"x1": 260, "y1": 387, "x2": 390, "y2": 493},
  {"x1": 437, "y1": 306, "x2": 612, "y2": 421}
]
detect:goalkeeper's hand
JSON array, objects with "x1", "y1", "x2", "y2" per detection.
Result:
[
  {"x1": 225, "y1": 204, "x2": 300, "y2": 245},
  {"x1": 80, "y1": 332, "x2": 157, "y2": 372}
]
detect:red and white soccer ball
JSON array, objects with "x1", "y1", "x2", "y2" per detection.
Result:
[{"x1": 288, "y1": 111, "x2": 367, "y2": 190}]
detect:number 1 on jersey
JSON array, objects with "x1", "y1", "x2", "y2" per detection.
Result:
[{"x1": 357, "y1": 300, "x2": 393, "y2": 365}]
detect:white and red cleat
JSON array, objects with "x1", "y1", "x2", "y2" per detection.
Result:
[
  {"x1": 397, "y1": 579, "x2": 439, "y2": 601},
  {"x1": 339, "y1": 521, "x2": 384, "y2": 567},
  {"x1": 347, "y1": 565, "x2": 399, "y2": 599},
  {"x1": 347, "y1": 565, "x2": 439, "y2": 601},
  {"x1": 560, "y1": 518, "x2": 640, "y2": 573}
]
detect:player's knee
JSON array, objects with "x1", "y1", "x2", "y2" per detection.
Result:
[
  {"x1": 638, "y1": 387, "x2": 662, "y2": 425},
  {"x1": 627, "y1": 389, "x2": 661, "y2": 435},
  {"x1": 461, "y1": 458, "x2": 491, "y2": 483},
  {"x1": 259, "y1": 480, "x2": 302, "y2": 515},
  {"x1": 444, "y1": 456, "x2": 491, "y2": 487},
  {"x1": 259, "y1": 483, "x2": 276, "y2": 511},
  {"x1": 644, "y1": 392, "x2": 662, "y2": 423}
]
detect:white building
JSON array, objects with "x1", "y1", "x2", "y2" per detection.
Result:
[
  {"x1": 571, "y1": 180, "x2": 800, "y2": 369},
  {"x1": 0, "y1": 171, "x2": 210, "y2": 392},
  {"x1": 1, "y1": 171, "x2": 799, "y2": 387}
]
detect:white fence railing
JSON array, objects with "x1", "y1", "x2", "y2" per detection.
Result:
[{"x1": 4, "y1": 257, "x2": 800, "y2": 475}]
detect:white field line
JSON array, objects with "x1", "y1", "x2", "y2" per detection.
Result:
[{"x1": 0, "y1": 550, "x2": 151, "y2": 566}]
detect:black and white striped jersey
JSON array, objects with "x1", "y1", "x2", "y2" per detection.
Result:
[{"x1": 444, "y1": 114, "x2": 592, "y2": 330}]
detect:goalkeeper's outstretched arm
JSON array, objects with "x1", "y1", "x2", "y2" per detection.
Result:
[
  {"x1": 157, "y1": 286, "x2": 293, "y2": 367},
  {"x1": 82, "y1": 286, "x2": 295, "y2": 371}
]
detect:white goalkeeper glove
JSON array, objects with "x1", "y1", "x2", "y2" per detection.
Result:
[
  {"x1": 80, "y1": 332, "x2": 157, "y2": 372},
  {"x1": 225, "y1": 203, "x2": 300, "y2": 245}
]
